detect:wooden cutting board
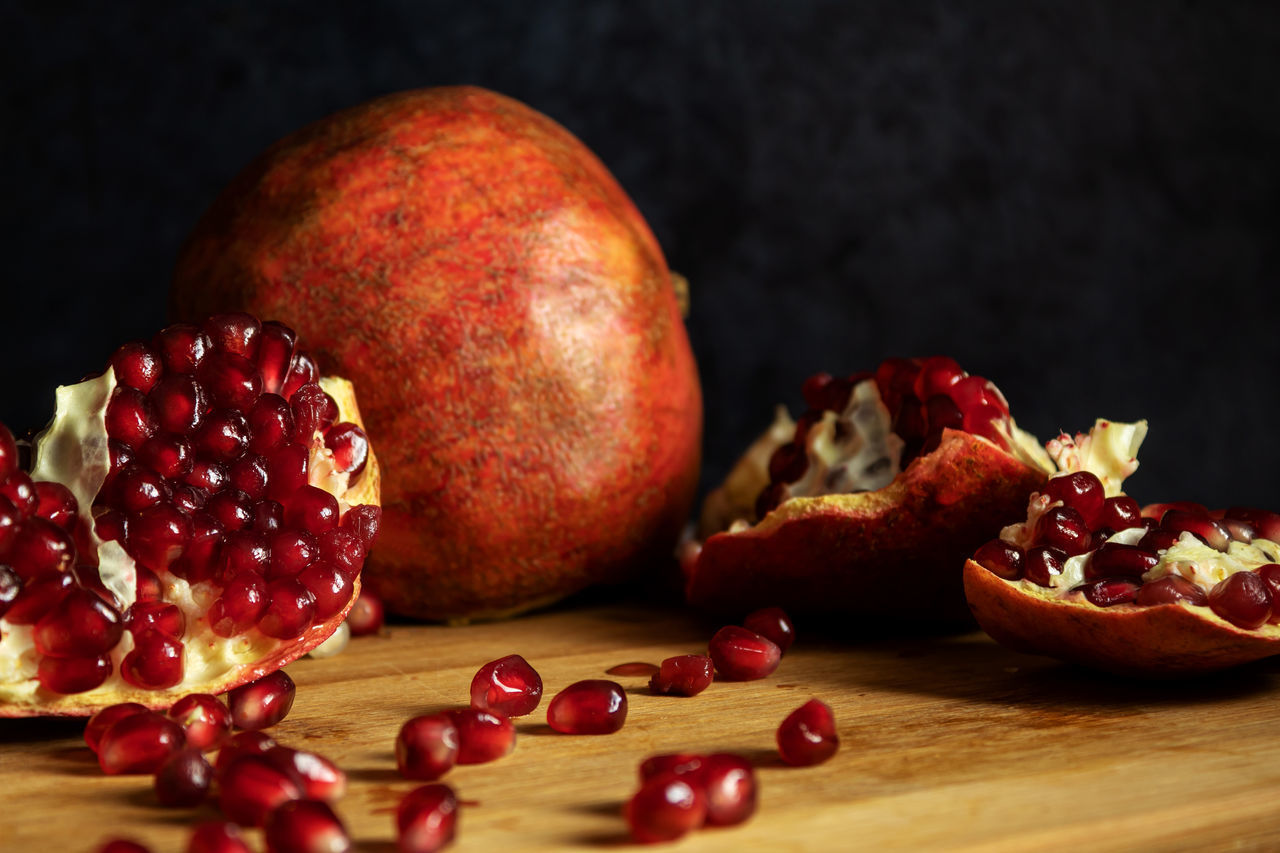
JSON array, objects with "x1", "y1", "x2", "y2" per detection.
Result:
[{"x1": 3, "y1": 597, "x2": 1280, "y2": 852}]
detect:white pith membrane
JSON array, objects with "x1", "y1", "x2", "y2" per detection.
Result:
[
  {"x1": 0, "y1": 370, "x2": 374, "y2": 712},
  {"x1": 996, "y1": 419, "x2": 1280, "y2": 602}
]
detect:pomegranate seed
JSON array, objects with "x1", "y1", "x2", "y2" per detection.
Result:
[
  {"x1": 7, "y1": 516, "x2": 76, "y2": 578},
  {"x1": 149, "y1": 374, "x2": 207, "y2": 435},
  {"x1": 96, "y1": 840, "x2": 152, "y2": 853},
  {"x1": 625, "y1": 772, "x2": 707, "y2": 844},
  {"x1": 229, "y1": 670, "x2": 297, "y2": 730},
  {"x1": 649, "y1": 654, "x2": 715, "y2": 696},
  {"x1": 97, "y1": 710, "x2": 186, "y2": 774},
  {"x1": 264, "y1": 745, "x2": 347, "y2": 802},
  {"x1": 1042, "y1": 471, "x2": 1105, "y2": 528},
  {"x1": 973, "y1": 538, "x2": 1023, "y2": 580},
  {"x1": 219, "y1": 530, "x2": 271, "y2": 578},
  {"x1": 154, "y1": 748, "x2": 214, "y2": 807},
  {"x1": 638, "y1": 753, "x2": 705, "y2": 781},
  {"x1": 546, "y1": 679, "x2": 628, "y2": 734},
  {"x1": 317, "y1": 528, "x2": 365, "y2": 576},
  {"x1": 111, "y1": 341, "x2": 163, "y2": 392},
  {"x1": 258, "y1": 578, "x2": 317, "y2": 639},
  {"x1": 1, "y1": 470, "x2": 37, "y2": 516},
  {"x1": 1138, "y1": 527, "x2": 1182, "y2": 552},
  {"x1": 708, "y1": 625, "x2": 781, "y2": 681},
  {"x1": 255, "y1": 499, "x2": 286, "y2": 533},
  {"x1": 33, "y1": 480, "x2": 78, "y2": 529},
  {"x1": 0, "y1": 500, "x2": 21, "y2": 557},
  {"x1": 256, "y1": 322, "x2": 298, "y2": 395},
  {"x1": 742, "y1": 606, "x2": 795, "y2": 654},
  {"x1": 185, "y1": 458, "x2": 228, "y2": 494},
  {"x1": 799, "y1": 371, "x2": 838, "y2": 411},
  {"x1": 204, "y1": 313, "x2": 262, "y2": 359},
  {"x1": 195, "y1": 409, "x2": 252, "y2": 461},
  {"x1": 264, "y1": 799, "x2": 350, "y2": 853},
  {"x1": 0, "y1": 565, "x2": 20, "y2": 619},
  {"x1": 138, "y1": 433, "x2": 193, "y2": 480},
  {"x1": 179, "y1": 514, "x2": 224, "y2": 577},
  {"x1": 1225, "y1": 507, "x2": 1280, "y2": 542},
  {"x1": 324, "y1": 422, "x2": 370, "y2": 477},
  {"x1": 340, "y1": 504, "x2": 382, "y2": 550},
  {"x1": 1085, "y1": 542, "x2": 1160, "y2": 580},
  {"x1": 1034, "y1": 506, "x2": 1092, "y2": 556},
  {"x1": 267, "y1": 444, "x2": 310, "y2": 503},
  {"x1": 767, "y1": 442, "x2": 807, "y2": 485},
  {"x1": 396, "y1": 714, "x2": 459, "y2": 780},
  {"x1": 153, "y1": 323, "x2": 212, "y2": 374},
  {"x1": 214, "y1": 730, "x2": 278, "y2": 776},
  {"x1": 0, "y1": 424, "x2": 17, "y2": 481},
  {"x1": 776, "y1": 698, "x2": 839, "y2": 766},
  {"x1": 169, "y1": 693, "x2": 232, "y2": 751},
  {"x1": 206, "y1": 489, "x2": 255, "y2": 532},
  {"x1": 285, "y1": 486, "x2": 339, "y2": 534},
  {"x1": 110, "y1": 465, "x2": 169, "y2": 513},
  {"x1": 396, "y1": 783, "x2": 458, "y2": 853},
  {"x1": 699, "y1": 753, "x2": 758, "y2": 826},
  {"x1": 209, "y1": 573, "x2": 269, "y2": 636},
  {"x1": 37, "y1": 652, "x2": 113, "y2": 693},
  {"x1": 32, "y1": 586, "x2": 123, "y2": 657},
  {"x1": 1135, "y1": 575, "x2": 1209, "y2": 607},
  {"x1": 1162, "y1": 509, "x2": 1231, "y2": 552},
  {"x1": 345, "y1": 590, "x2": 385, "y2": 636},
  {"x1": 469, "y1": 654, "x2": 543, "y2": 717},
  {"x1": 912, "y1": 355, "x2": 965, "y2": 400},
  {"x1": 1096, "y1": 496, "x2": 1143, "y2": 532},
  {"x1": 199, "y1": 351, "x2": 263, "y2": 411},
  {"x1": 127, "y1": 504, "x2": 191, "y2": 571},
  {"x1": 121, "y1": 629, "x2": 185, "y2": 689},
  {"x1": 1023, "y1": 545, "x2": 1066, "y2": 587},
  {"x1": 291, "y1": 383, "x2": 338, "y2": 442},
  {"x1": 1078, "y1": 577, "x2": 1142, "y2": 607},
  {"x1": 1222, "y1": 517, "x2": 1256, "y2": 544},
  {"x1": 299, "y1": 561, "x2": 355, "y2": 619},
  {"x1": 229, "y1": 453, "x2": 269, "y2": 499},
  {"x1": 85, "y1": 702, "x2": 148, "y2": 753},
  {"x1": 1208, "y1": 572, "x2": 1272, "y2": 629},
  {"x1": 105, "y1": 388, "x2": 158, "y2": 450},
  {"x1": 187, "y1": 821, "x2": 254, "y2": 853},
  {"x1": 248, "y1": 394, "x2": 296, "y2": 455},
  {"x1": 219, "y1": 755, "x2": 304, "y2": 826},
  {"x1": 3, "y1": 569, "x2": 74, "y2": 624},
  {"x1": 447, "y1": 708, "x2": 516, "y2": 764}
]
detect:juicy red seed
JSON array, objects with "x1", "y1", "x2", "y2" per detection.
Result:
[
  {"x1": 911, "y1": 355, "x2": 965, "y2": 401},
  {"x1": 924, "y1": 394, "x2": 964, "y2": 433},
  {"x1": 97, "y1": 710, "x2": 185, "y2": 774},
  {"x1": 264, "y1": 746, "x2": 347, "y2": 802},
  {"x1": 203, "y1": 313, "x2": 262, "y2": 359},
  {"x1": 0, "y1": 565, "x2": 22, "y2": 619},
  {"x1": 0, "y1": 498, "x2": 21, "y2": 556},
  {"x1": 1085, "y1": 542, "x2": 1160, "y2": 580},
  {"x1": 281, "y1": 352, "x2": 319, "y2": 399},
  {"x1": 285, "y1": 486, "x2": 339, "y2": 535},
  {"x1": 7, "y1": 516, "x2": 76, "y2": 578},
  {"x1": 37, "y1": 653, "x2": 112, "y2": 693},
  {"x1": 1225, "y1": 507, "x2": 1280, "y2": 542},
  {"x1": 206, "y1": 489, "x2": 255, "y2": 532},
  {"x1": 1097, "y1": 496, "x2": 1143, "y2": 532},
  {"x1": 185, "y1": 459, "x2": 228, "y2": 494},
  {"x1": 345, "y1": 590, "x2": 385, "y2": 636},
  {"x1": 1078, "y1": 577, "x2": 1142, "y2": 607},
  {"x1": 1023, "y1": 545, "x2": 1066, "y2": 587},
  {"x1": 105, "y1": 388, "x2": 158, "y2": 450},
  {"x1": 291, "y1": 383, "x2": 339, "y2": 442},
  {"x1": 0, "y1": 423, "x2": 17, "y2": 481},
  {"x1": 198, "y1": 351, "x2": 263, "y2": 411},
  {"x1": 96, "y1": 840, "x2": 152, "y2": 853},
  {"x1": 195, "y1": 409, "x2": 252, "y2": 462},
  {"x1": 121, "y1": 630, "x2": 185, "y2": 689},
  {"x1": 340, "y1": 504, "x2": 382, "y2": 550},
  {"x1": 229, "y1": 454, "x2": 269, "y2": 500},
  {"x1": 85, "y1": 702, "x2": 148, "y2": 753},
  {"x1": 187, "y1": 821, "x2": 253, "y2": 853},
  {"x1": 209, "y1": 573, "x2": 269, "y2": 637},
  {"x1": 1162, "y1": 509, "x2": 1231, "y2": 552},
  {"x1": 154, "y1": 748, "x2": 213, "y2": 807},
  {"x1": 767, "y1": 442, "x2": 807, "y2": 485},
  {"x1": 127, "y1": 504, "x2": 192, "y2": 571},
  {"x1": 649, "y1": 654, "x2": 715, "y2": 697},
  {"x1": 94, "y1": 507, "x2": 128, "y2": 543},
  {"x1": 1138, "y1": 527, "x2": 1182, "y2": 552},
  {"x1": 708, "y1": 625, "x2": 782, "y2": 681},
  {"x1": 298, "y1": 561, "x2": 354, "y2": 619},
  {"x1": 228, "y1": 670, "x2": 297, "y2": 730},
  {"x1": 169, "y1": 693, "x2": 233, "y2": 751},
  {"x1": 214, "y1": 730, "x2": 278, "y2": 776},
  {"x1": 33, "y1": 481, "x2": 78, "y2": 529},
  {"x1": 1035, "y1": 506, "x2": 1092, "y2": 556},
  {"x1": 1223, "y1": 518, "x2": 1255, "y2": 543},
  {"x1": 396, "y1": 714, "x2": 460, "y2": 781},
  {"x1": 138, "y1": 434, "x2": 193, "y2": 481},
  {"x1": 397, "y1": 784, "x2": 458, "y2": 853},
  {"x1": 266, "y1": 444, "x2": 309, "y2": 503},
  {"x1": 743, "y1": 606, "x2": 796, "y2": 653},
  {"x1": 153, "y1": 324, "x2": 212, "y2": 374},
  {"x1": 776, "y1": 698, "x2": 839, "y2": 766},
  {"x1": 112, "y1": 464, "x2": 170, "y2": 513},
  {"x1": 110, "y1": 341, "x2": 163, "y2": 393},
  {"x1": 1136, "y1": 575, "x2": 1209, "y2": 607},
  {"x1": 32, "y1": 587, "x2": 123, "y2": 657},
  {"x1": 171, "y1": 485, "x2": 205, "y2": 514},
  {"x1": 447, "y1": 708, "x2": 516, "y2": 764},
  {"x1": 3, "y1": 569, "x2": 74, "y2": 624},
  {"x1": 219, "y1": 530, "x2": 270, "y2": 579},
  {"x1": 317, "y1": 528, "x2": 365, "y2": 575},
  {"x1": 638, "y1": 753, "x2": 705, "y2": 782},
  {"x1": 1043, "y1": 471, "x2": 1106, "y2": 527},
  {"x1": 268, "y1": 529, "x2": 319, "y2": 578},
  {"x1": 258, "y1": 578, "x2": 317, "y2": 639},
  {"x1": 546, "y1": 680, "x2": 628, "y2": 735},
  {"x1": 1208, "y1": 571, "x2": 1272, "y2": 629},
  {"x1": 1, "y1": 470, "x2": 37, "y2": 516},
  {"x1": 127, "y1": 599, "x2": 185, "y2": 638},
  {"x1": 174, "y1": 511, "x2": 224, "y2": 583},
  {"x1": 700, "y1": 753, "x2": 758, "y2": 827},
  {"x1": 323, "y1": 422, "x2": 369, "y2": 477},
  {"x1": 625, "y1": 773, "x2": 707, "y2": 844},
  {"x1": 248, "y1": 394, "x2": 295, "y2": 455},
  {"x1": 1258, "y1": 563, "x2": 1280, "y2": 608},
  {"x1": 218, "y1": 755, "x2": 303, "y2": 826},
  {"x1": 254, "y1": 499, "x2": 285, "y2": 533},
  {"x1": 149, "y1": 374, "x2": 207, "y2": 435},
  {"x1": 264, "y1": 799, "x2": 349, "y2": 853},
  {"x1": 255, "y1": 322, "x2": 297, "y2": 396},
  {"x1": 973, "y1": 538, "x2": 1024, "y2": 580},
  {"x1": 469, "y1": 654, "x2": 543, "y2": 717}
]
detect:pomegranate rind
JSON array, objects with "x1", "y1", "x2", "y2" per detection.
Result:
[
  {"x1": 963, "y1": 559, "x2": 1280, "y2": 676},
  {"x1": 686, "y1": 429, "x2": 1047, "y2": 623}
]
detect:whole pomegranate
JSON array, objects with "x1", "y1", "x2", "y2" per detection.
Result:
[{"x1": 170, "y1": 86, "x2": 702, "y2": 621}]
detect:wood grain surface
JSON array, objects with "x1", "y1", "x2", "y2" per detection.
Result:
[{"x1": 3, "y1": 598, "x2": 1280, "y2": 852}]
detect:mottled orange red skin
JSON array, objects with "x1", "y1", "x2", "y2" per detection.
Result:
[
  {"x1": 964, "y1": 560, "x2": 1280, "y2": 676},
  {"x1": 686, "y1": 430, "x2": 1046, "y2": 625},
  {"x1": 170, "y1": 86, "x2": 702, "y2": 621}
]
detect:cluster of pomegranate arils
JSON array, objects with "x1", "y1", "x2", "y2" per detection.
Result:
[
  {"x1": 972, "y1": 469, "x2": 1280, "y2": 628},
  {"x1": 756, "y1": 356, "x2": 1015, "y2": 517}
]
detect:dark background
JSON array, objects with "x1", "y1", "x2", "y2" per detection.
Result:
[{"x1": 3, "y1": 2, "x2": 1278, "y2": 510}]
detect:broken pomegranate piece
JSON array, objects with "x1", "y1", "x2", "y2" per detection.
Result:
[
  {"x1": 687, "y1": 356, "x2": 1051, "y2": 622},
  {"x1": 965, "y1": 419, "x2": 1280, "y2": 675},
  {"x1": 0, "y1": 314, "x2": 381, "y2": 717}
]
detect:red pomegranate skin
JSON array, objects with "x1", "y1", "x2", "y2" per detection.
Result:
[{"x1": 171, "y1": 86, "x2": 702, "y2": 620}]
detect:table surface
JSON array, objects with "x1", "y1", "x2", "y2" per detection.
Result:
[{"x1": 3, "y1": 596, "x2": 1280, "y2": 852}]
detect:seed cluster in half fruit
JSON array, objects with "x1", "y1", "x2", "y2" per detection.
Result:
[{"x1": 1, "y1": 313, "x2": 381, "y2": 716}]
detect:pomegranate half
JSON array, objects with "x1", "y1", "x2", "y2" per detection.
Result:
[
  {"x1": 964, "y1": 420, "x2": 1280, "y2": 676},
  {"x1": 169, "y1": 85, "x2": 702, "y2": 622},
  {"x1": 686, "y1": 357, "x2": 1052, "y2": 623},
  {"x1": 0, "y1": 313, "x2": 380, "y2": 716}
]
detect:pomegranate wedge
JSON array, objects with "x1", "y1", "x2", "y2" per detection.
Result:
[
  {"x1": 0, "y1": 313, "x2": 381, "y2": 716},
  {"x1": 964, "y1": 420, "x2": 1280, "y2": 675},
  {"x1": 687, "y1": 357, "x2": 1051, "y2": 623}
]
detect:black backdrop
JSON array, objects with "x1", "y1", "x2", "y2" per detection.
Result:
[{"x1": 4, "y1": 2, "x2": 1278, "y2": 510}]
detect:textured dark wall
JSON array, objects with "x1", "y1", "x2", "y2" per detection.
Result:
[{"x1": 3, "y1": 2, "x2": 1278, "y2": 510}]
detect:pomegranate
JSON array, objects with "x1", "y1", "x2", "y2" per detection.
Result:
[
  {"x1": 637, "y1": 753, "x2": 757, "y2": 828},
  {"x1": 965, "y1": 420, "x2": 1280, "y2": 675},
  {"x1": 170, "y1": 85, "x2": 702, "y2": 622},
  {"x1": 648, "y1": 654, "x2": 714, "y2": 696},
  {"x1": 687, "y1": 357, "x2": 1051, "y2": 622},
  {"x1": 707, "y1": 625, "x2": 781, "y2": 681},
  {"x1": 776, "y1": 699, "x2": 840, "y2": 766},
  {"x1": 0, "y1": 313, "x2": 380, "y2": 717},
  {"x1": 546, "y1": 679, "x2": 628, "y2": 734}
]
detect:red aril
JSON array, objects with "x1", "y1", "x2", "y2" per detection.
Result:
[
  {"x1": 624, "y1": 772, "x2": 707, "y2": 844},
  {"x1": 776, "y1": 699, "x2": 839, "y2": 766},
  {"x1": 97, "y1": 710, "x2": 185, "y2": 774},
  {"x1": 168, "y1": 693, "x2": 232, "y2": 751},
  {"x1": 446, "y1": 708, "x2": 515, "y2": 764},
  {"x1": 187, "y1": 821, "x2": 254, "y2": 853},
  {"x1": 546, "y1": 680, "x2": 627, "y2": 735},
  {"x1": 699, "y1": 753, "x2": 758, "y2": 826},
  {"x1": 648, "y1": 654, "x2": 714, "y2": 696},
  {"x1": 344, "y1": 589, "x2": 384, "y2": 637},
  {"x1": 153, "y1": 748, "x2": 213, "y2": 806},
  {"x1": 214, "y1": 730, "x2": 278, "y2": 776},
  {"x1": 227, "y1": 670, "x2": 296, "y2": 730},
  {"x1": 263, "y1": 799, "x2": 350, "y2": 853},
  {"x1": 219, "y1": 754, "x2": 304, "y2": 826},
  {"x1": 742, "y1": 606, "x2": 795, "y2": 654},
  {"x1": 708, "y1": 625, "x2": 781, "y2": 681},
  {"x1": 396, "y1": 783, "x2": 458, "y2": 853},
  {"x1": 263, "y1": 745, "x2": 347, "y2": 802},
  {"x1": 96, "y1": 840, "x2": 152, "y2": 853},
  {"x1": 396, "y1": 714, "x2": 459, "y2": 781},
  {"x1": 85, "y1": 701, "x2": 147, "y2": 753},
  {"x1": 469, "y1": 654, "x2": 542, "y2": 717},
  {"x1": 1208, "y1": 572, "x2": 1272, "y2": 629}
]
